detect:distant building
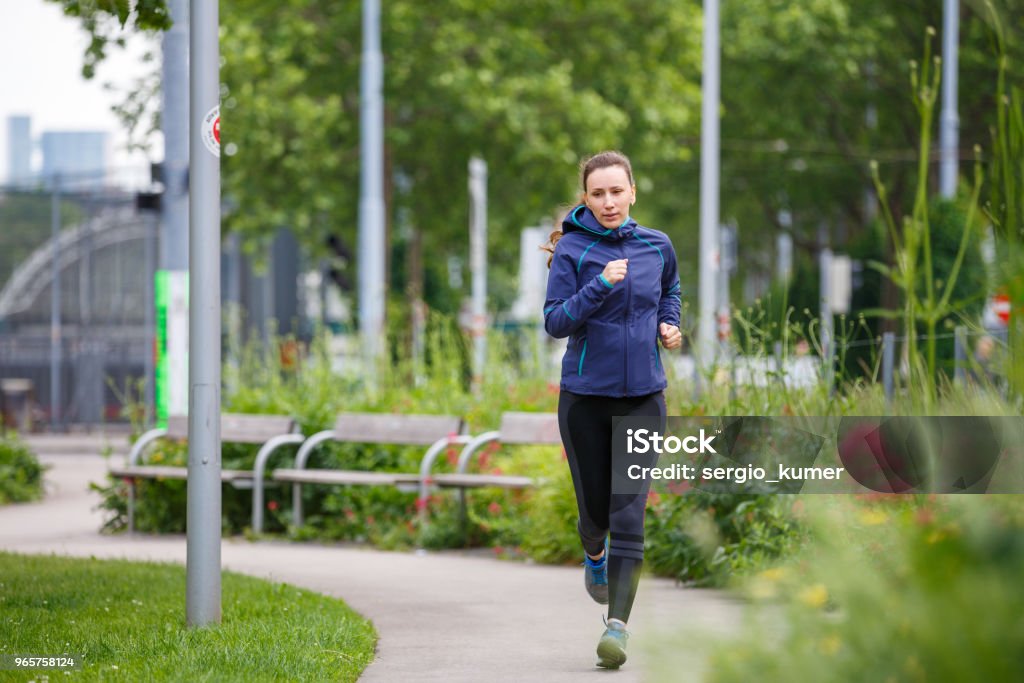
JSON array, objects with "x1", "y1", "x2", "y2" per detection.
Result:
[
  {"x1": 6, "y1": 116, "x2": 32, "y2": 187},
  {"x1": 41, "y1": 130, "x2": 108, "y2": 189}
]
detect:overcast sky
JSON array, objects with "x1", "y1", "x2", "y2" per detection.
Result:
[{"x1": 0, "y1": 1, "x2": 156, "y2": 185}]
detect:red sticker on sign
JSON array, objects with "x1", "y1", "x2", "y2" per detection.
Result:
[{"x1": 202, "y1": 106, "x2": 220, "y2": 158}]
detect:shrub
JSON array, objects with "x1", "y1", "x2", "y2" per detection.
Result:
[
  {"x1": 701, "y1": 496, "x2": 1024, "y2": 683},
  {"x1": 645, "y1": 492, "x2": 806, "y2": 587},
  {"x1": 0, "y1": 438, "x2": 45, "y2": 504}
]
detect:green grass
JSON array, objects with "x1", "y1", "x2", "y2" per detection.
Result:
[{"x1": 0, "y1": 552, "x2": 376, "y2": 682}]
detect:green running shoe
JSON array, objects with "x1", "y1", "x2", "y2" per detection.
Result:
[{"x1": 596, "y1": 619, "x2": 629, "y2": 669}]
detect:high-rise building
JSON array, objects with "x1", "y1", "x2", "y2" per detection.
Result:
[
  {"x1": 6, "y1": 116, "x2": 32, "y2": 187},
  {"x1": 41, "y1": 130, "x2": 108, "y2": 189}
]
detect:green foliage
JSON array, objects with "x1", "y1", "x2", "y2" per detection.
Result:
[
  {"x1": 645, "y1": 492, "x2": 806, "y2": 587},
  {"x1": 216, "y1": 0, "x2": 702, "y2": 312},
  {"x1": 0, "y1": 438, "x2": 45, "y2": 504},
  {"x1": 840, "y1": 198, "x2": 988, "y2": 380},
  {"x1": 48, "y1": 0, "x2": 170, "y2": 79},
  {"x1": 51, "y1": 1, "x2": 1024, "y2": 322},
  {"x1": 869, "y1": 30, "x2": 986, "y2": 402},
  {"x1": 982, "y1": 0, "x2": 1024, "y2": 399},
  {"x1": 0, "y1": 552, "x2": 375, "y2": 681},
  {"x1": 698, "y1": 496, "x2": 1024, "y2": 683}
]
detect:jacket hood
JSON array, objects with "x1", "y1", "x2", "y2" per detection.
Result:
[{"x1": 561, "y1": 205, "x2": 637, "y2": 242}]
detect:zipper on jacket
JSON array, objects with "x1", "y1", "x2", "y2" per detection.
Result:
[
  {"x1": 621, "y1": 241, "x2": 631, "y2": 393},
  {"x1": 578, "y1": 339, "x2": 587, "y2": 376}
]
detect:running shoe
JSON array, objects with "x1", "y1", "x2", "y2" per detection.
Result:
[
  {"x1": 583, "y1": 550, "x2": 608, "y2": 605},
  {"x1": 596, "y1": 619, "x2": 629, "y2": 669}
]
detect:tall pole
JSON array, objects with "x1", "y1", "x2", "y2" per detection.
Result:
[
  {"x1": 819, "y1": 246, "x2": 834, "y2": 388},
  {"x1": 468, "y1": 157, "x2": 488, "y2": 393},
  {"x1": 163, "y1": 0, "x2": 189, "y2": 271},
  {"x1": 49, "y1": 175, "x2": 62, "y2": 429},
  {"x1": 698, "y1": 0, "x2": 721, "y2": 370},
  {"x1": 159, "y1": 0, "x2": 190, "y2": 425},
  {"x1": 940, "y1": 0, "x2": 960, "y2": 198},
  {"x1": 358, "y1": 0, "x2": 386, "y2": 372},
  {"x1": 143, "y1": 212, "x2": 156, "y2": 423},
  {"x1": 187, "y1": 0, "x2": 222, "y2": 627}
]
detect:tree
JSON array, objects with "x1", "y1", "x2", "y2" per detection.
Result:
[{"x1": 50, "y1": 0, "x2": 1021, "y2": 326}]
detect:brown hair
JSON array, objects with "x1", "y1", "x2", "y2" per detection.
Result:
[{"x1": 540, "y1": 150, "x2": 635, "y2": 268}]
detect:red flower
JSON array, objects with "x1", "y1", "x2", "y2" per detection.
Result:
[
  {"x1": 488, "y1": 501, "x2": 502, "y2": 515},
  {"x1": 667, "y1": 480, "x2": 691, "y2": 495},
  {"x1": 267, "y1": 500, "x2": 279, "y2": 511}
]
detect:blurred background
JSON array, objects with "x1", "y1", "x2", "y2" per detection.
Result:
[{"x1": 0, "y1": 0, "x2": 1021, "y2": 429}]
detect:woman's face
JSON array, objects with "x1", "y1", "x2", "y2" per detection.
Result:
[{"x1": 583, "y1": 165, "x2": 636, "y2": 230}]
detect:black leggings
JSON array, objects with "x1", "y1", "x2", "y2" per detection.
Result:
[{"x1": 557, "y1": 390, "x2": 666, "y2": 623}]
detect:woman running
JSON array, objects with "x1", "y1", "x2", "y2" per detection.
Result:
[{"x1": 542, "y1": 150, "x2": 682, "y2": 669}]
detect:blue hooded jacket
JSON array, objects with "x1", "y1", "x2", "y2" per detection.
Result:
[{"x1": 543, "y1": 205, "x2": 681, "y2": 397}]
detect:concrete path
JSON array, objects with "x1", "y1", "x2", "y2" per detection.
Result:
[{"x1": 1, "y1": 443, "x2": 745, "y2": 682}]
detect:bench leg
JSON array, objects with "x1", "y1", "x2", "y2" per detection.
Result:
[
  {"x1": 459, "y1": 488, "x2": 467, "y2": 539},
  {"x1": 127, "y1": 479, "x2": 136, "y2": 534},
  {"x1": 293, "y1": 482, "x2": 303, "y2": 528}
]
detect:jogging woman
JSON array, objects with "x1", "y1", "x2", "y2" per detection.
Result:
[{"x1": 542, "y1": 150, "x2": 682, "y2": 669}]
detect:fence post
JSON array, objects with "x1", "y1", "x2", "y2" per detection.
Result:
[
  {"x1": 50, "y1": 174, "x2": 62, "y2": 430},
  {"x1": 882, "y1": 332, "x2": 895, "y2": 412},
  {"x1": 728, "y1": 347, "x2": 737, "y2": 404},
  {"x1": 954, "y1": 326, "x2": 967, "y2": 386},
  {"x1": 774, "y1": 340, "x2": 783, "y2": 386}
]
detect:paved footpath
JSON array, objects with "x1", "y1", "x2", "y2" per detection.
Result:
[{"x1": 1, "y1": 440, "x2": 746, "y2": 682}]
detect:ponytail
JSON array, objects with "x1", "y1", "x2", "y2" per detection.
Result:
[{"x1": 539, "y1": 228, "x2": 563, "y2": 269}]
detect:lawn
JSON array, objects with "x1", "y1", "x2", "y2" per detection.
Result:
[{"x1": 0, "y1": 552, "x2": 376, "y2": 682}]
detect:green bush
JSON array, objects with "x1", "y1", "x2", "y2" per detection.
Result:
[
  {"x1": 700, "y1": 496, "x2": 1024, "y2": 683},
  {"x1": 645, "y1": 492, "x2": 806, "y2": 587},
  {"x1": 0, "y1": 438, "x2": 45, "y2": 504}
]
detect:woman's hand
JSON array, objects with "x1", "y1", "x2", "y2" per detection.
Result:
[
  {"x1": 659, "y1": 323, "x2": 682, "y2": 350},
  {"x1": 602, "y1": 259, "x2": 629, "y2": 285}
]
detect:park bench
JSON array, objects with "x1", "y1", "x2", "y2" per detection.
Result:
[
  {"x1": 109, "y1": 413, "x2": 303, "y2": 533},
  {"x1": 417, "y1": 411, "x2": 560, "y2": 519},
  {"x1": 258, "y1": 413, "x2": 471, "y2": 532}
]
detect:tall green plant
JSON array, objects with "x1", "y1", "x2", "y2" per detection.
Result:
[
  {"x1": 868, "y1": 29, "x2": 984, "y2": 403},
  {"x1": 983, "y1": 0, "x2": 1024, "y2": 399}
]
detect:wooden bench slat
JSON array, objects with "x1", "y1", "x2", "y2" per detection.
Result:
[
  {"x1": 164, "y1": 413, "x2": 296, "y2": 444},
  {"x1": 430, "y1": 473, "x2": 535, "y2": 489},
  {"x1": 497, "y1": 412, "x2": 561, "y2": 445},
  {"x1": 333, "y1": 413, "x2": 462, "y2": 445},
  {"x1": 109, "y1": 466, "x2": 255, "y2": 482},
  {"x1": 273, "y1": 468, "x2": 422, "y2": 486}
]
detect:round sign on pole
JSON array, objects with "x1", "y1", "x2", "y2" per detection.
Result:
[
  {"x1": 201, "y1": 106, "x2": 220, "y2": 158},
  {"x1": 993, "y1": 293, "x2": 1011, "y2": 325}
]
